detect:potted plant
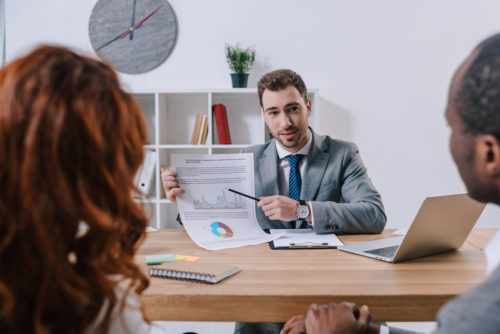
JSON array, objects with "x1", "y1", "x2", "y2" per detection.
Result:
[{"x1": 225, "y1": 43, "x2": 256, "y2": 88}]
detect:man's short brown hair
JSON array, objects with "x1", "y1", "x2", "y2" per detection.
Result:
[{"x1": 257, "y1": 69, "x2": 308, "y2": 107}]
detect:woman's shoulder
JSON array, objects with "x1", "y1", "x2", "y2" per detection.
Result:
[{"x1": 88, "y1": 279, "x2": 168, "y2": 334}]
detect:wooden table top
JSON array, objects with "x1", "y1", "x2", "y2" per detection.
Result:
[{"x1": 137, "y1": 228, "x2": 497, "y2": 322}]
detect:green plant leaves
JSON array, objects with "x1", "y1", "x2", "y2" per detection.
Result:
[{"x1": 225, "y1": 44, "x2": 256, "y2": 73}]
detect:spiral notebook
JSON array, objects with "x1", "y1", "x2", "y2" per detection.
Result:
[{"x1": 148, "y1": 261, "x2": 240, "y2": 284}]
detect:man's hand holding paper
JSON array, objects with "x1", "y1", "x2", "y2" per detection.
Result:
[
  {"x1": 161, "y1": 168, "x2": 184, "y2": 205},
  {"x1": 170, "y1": 153, "x2": 284, "y2": 250}
]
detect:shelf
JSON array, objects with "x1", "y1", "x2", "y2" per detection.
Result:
[
  {"x1": 133, "y1": 198, "x2": 156, "y2": 204},
  {"x1": 158, "y1": 93, "x2": 209, "y2": 145},
  {"x1": 211, "y1": 144, "x2": 252, "y2": 149},
  {"x1": 154, "y1": 144, "x2": 252, "y2": 149},
  {"x1": 157, "y1": 144, "x2": 211, "y2": 149},
  {"x1": 134, "y1": 198, "x2": 172, "y2": 204},
  {"x1": 130, "y1": 88, "x2": 257, "y2": 94},
  {"x1": 132, "y1": 88, "x2": 318, "y2": 228},
  {"x1": 158, "y1": 199, "x2": 172, "y2": 204}
]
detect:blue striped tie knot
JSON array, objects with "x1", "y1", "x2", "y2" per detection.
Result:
[{"x1": 286, "y1": 154, "x2": 303, "y2": 201}]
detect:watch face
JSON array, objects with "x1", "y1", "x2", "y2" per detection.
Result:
[
  {"x1": 297, "y1": 205, "x2": 309, "y2": 219},
  {"x1": 88, "y1": 0, "x2": 178, "y2": 74}
]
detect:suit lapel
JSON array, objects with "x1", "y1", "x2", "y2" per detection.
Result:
[
  {"x1": 257, "y1": 140, "x2": 279, "y2": 197},
  {"x1": 302, "y1": 130, "x2": 330, "y2": 200}
]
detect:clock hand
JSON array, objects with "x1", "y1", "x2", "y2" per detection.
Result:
[
  {"x1": 94, "y1": 11, "x2": 154, "y2": 52},
  {"x1": 120, "y1": 3, "x2": 164, "y2": 39},
  {"x1": 96, "y1": 31, "x2": 125, "y2": 52},
  {"x1": 95, "y1": 3, "x2": 164, "y2": 52},
  {"x1": 130, "y1": 0, "x2": 137, "y2": 40}
]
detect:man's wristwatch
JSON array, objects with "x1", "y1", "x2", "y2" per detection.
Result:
[{"x1": 296, "y1": 200, "x2": 309, "y2": 221}]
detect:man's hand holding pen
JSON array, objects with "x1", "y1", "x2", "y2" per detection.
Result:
[
  {"x1": 226, "y1": 188, "x2": 312, "y2": 222},
  {"x1": 258, "y1": 195, "x2": 311, "y2": 222}
]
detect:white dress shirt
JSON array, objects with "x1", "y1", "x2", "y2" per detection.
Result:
[
  {"x1": 88, "y1": 278, "x2": 168, "y2": 334},
  {"x1": 275, "y1": 130, "x2": 315, "y2": 226},
  {"x1": 484, "y1": 228, "x2": 500, "y2": 276}
]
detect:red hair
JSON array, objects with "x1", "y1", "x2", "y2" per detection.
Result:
[{"x1": 0, "y1": 46, "x2": 149, "y2": 333}]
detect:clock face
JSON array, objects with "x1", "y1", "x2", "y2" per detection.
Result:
[{"x1": 88, "y1": 0, "x2": 177, "y2": 74}]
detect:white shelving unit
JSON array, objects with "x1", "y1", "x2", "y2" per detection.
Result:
[{"x1": 132, "y1": 88, "x2": 318, "y2": 228}]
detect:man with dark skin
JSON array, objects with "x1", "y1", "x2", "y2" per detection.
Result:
[{"x1": 282, "y1": 33, "x2": 500, "y2": 334}]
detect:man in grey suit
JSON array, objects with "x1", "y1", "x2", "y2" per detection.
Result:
[
  {"x1": 162, "y1": 69, "x2": 386, "y2": 235},
  {"x1": 282, "y1": 33, "x2": 500, "y2": 334},
  {"x1": 242, "y1": 69, "x2": 386, "y2": 233}
]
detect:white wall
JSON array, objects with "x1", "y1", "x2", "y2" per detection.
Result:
[{"x1": 6, "y1": 0, "x2": 500, "y2": 227}]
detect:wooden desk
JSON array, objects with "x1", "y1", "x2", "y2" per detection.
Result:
[{"x1": 137, "y1": 229, "x2": 495, "y2": 322}]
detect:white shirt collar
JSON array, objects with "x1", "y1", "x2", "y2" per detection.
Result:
[
  {"x1": 485, "y1": 227, "x2": 500, "y2": 276},
  {"x1": 275, "y1": 129, "x2": 313, "y2": 159}
]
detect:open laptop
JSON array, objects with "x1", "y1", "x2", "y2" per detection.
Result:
[{"x1": 338, "y1": 194, "x2": 486, "y2": 263}]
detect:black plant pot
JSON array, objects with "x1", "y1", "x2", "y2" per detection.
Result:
[{"x1": 231, "y1": 73, "x2": 249, "y2": 88}]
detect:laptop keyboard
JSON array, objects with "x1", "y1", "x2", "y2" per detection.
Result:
[{"x1": 365, "y1": 245, "x2": 399, "y2": 258}]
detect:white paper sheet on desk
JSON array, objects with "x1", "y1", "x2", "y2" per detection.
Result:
[
  {"x1": 171, "y1": 153, "x2": 285, "y2": 250},
  {"x1": 394, "y1": 227, "x2": 408, "y2": 235},
  {"x1": 270, "y1": 229, "x2": 343, "y2": 248}
]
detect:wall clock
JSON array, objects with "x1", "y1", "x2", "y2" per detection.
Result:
[{"x1": 88, "y1": 0, "x2": 178, "y2": 74}]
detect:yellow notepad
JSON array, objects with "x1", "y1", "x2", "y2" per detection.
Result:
[{"x1": 148, "y1": 261, "x2": 240, "y2": 284}]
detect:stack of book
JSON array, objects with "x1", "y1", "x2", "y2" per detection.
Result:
[{"x1": 190, "y1": 114, "x2": 209, "y2": 145}]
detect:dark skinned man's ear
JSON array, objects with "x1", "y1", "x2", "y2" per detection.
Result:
[{"x1": 476, "y1": 134, "x2": 500, "y2": 176}]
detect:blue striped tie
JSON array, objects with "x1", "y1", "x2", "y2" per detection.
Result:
[{"x1": 286, "y1": 154, "x2": 303, "y2": 201}]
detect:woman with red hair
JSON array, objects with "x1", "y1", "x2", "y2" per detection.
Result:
[{"x1": 0, "y1": 46, "x2": 163, "y2": 333}]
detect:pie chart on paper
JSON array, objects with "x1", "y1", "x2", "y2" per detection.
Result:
[{"x1": 210, "y1": 222, "x2": 234, "y2": 238}]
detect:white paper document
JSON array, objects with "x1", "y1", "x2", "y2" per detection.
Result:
[
  {"x1": 171, "y1": 154, "x2": 284, "y2": 250},
  {"x1": 270, "y1": 229, "x2": 343, "y2": 248}
]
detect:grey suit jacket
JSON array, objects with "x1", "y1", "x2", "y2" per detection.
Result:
[
  {"x1": 241, "y1": 130, "x2": 386, "y2": 234},
  {"x1": 389, "y1": 265, "x2": 500, "y2": 334}
]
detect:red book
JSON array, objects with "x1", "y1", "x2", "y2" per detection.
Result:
[{"x1": 213, "y1": 104, "x2": 232, "y2": 144}]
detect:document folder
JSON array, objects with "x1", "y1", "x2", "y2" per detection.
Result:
[{"x1": 268, "y1": 241, "x2": 335, "y2": 250}]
